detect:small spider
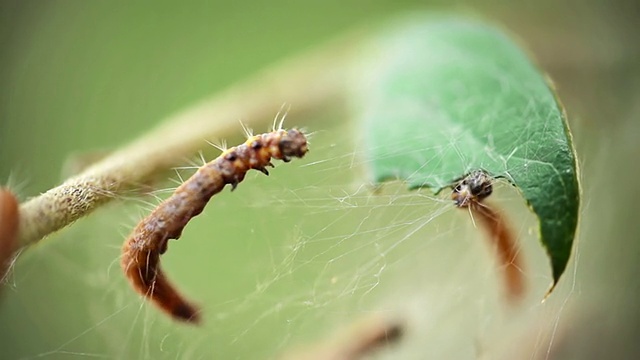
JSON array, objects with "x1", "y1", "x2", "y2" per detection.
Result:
[{"x1": 451, "y1": 170, "x2": 493, "y2": 207}]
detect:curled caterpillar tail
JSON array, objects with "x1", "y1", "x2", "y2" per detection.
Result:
[{"x1": 121, "y1": 239, "x2": 201, "y2": 323}]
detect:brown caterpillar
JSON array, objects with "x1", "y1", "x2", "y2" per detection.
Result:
[{"x1": 121, "y1": 128, "x2": 308, "y2": 323}]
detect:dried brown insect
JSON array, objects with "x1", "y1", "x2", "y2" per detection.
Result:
[
  {"x1": 121, "y1": 128, "x2": 308, "y2": 323},
  {"x1": 452, "y1": 170, "x2": 525, "y2": 300}
]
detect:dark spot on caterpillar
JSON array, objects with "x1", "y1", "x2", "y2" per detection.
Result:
[{"x1": 225, "y1": 151, "x2": 238, "y2": 162}]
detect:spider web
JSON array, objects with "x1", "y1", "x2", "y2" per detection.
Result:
[{"x1": 0, "y1": 115, "x2": 582, "y2": 360}]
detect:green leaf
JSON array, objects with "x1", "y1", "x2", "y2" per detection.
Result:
[{"x1": 357, "y1": 14, "x2": 580, "y2": 291}]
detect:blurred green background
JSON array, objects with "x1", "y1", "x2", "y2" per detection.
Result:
[{"x1": 1, "y1": 1, "x2": 639, "y2": 359}]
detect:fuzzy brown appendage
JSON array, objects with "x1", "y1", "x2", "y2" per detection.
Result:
[
  {"x1": 471, "y1": 202, "x2": 525, "y2": 301},
  {"x1": 121, "y1": 129, "x2": 308, "y2": 323},
  {"x1": 0, "y1": 189, "x2": 19, "y2": 284},
  {"x1": 280, "y1": 315, "x2": 403, "y2": 360}
]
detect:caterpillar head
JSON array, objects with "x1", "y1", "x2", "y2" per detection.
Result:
[{"x1": 277, "y1": 129, "x2": 308, "y2": 162}]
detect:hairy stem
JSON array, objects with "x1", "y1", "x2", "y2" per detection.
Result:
[{"x1": 17, "y1": 32, "x2": 361, "y2": 248}]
